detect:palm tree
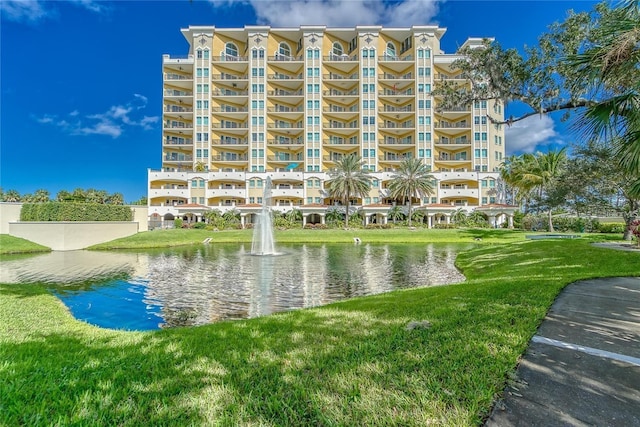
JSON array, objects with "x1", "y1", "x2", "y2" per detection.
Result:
[
  {"x1": 326, "y1": 154, "x2": 372, "y2": 227},
  {"x1": 32, "y1": 189, "x2": 50, "y2": 203},
  {"x1": 3, "y1": 189, "x2": 21, "y2": 202},
  {"x1": 568, "y1": 0, "x2": 640, "y2": 196},
  {"x1": 386, "y1": 158, "x2": 435, "y2": 226},
  {"x1": 387, "y1": 205, "x2": 405, "y2": 224}
]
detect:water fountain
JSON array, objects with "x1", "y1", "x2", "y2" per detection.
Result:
[{"x1": 251, "y1": 176, "x2": 276, "y2": 255}]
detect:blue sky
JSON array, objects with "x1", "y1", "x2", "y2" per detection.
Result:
[{"x1": 1, "y1": 0, "x2": 598, "y2": 202}]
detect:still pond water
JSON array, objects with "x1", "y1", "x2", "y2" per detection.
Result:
[{"x1": 1, "y1": 243, "x2": 471, "y2": 331}]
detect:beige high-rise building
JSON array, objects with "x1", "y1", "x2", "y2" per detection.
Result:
[{"x1": 148, "y1": 25, "x2": 511, "y2": 228}]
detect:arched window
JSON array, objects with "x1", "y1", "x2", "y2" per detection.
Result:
[
  {"x1": 386, "y1": 42, "x2": 396, "y2": 59},
  {"x1": 278, "y1": 42, "x2": 291, "y2": 59},
  {"x1": 332, "y1": 42, "x2": 343, "y2": 57},
  {"x1": 225, "y1": 42, "x2": 238, "y2": 58}
]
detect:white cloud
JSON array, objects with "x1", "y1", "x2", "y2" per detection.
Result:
[
  {"x1": 209, "y1": 0, "x2": 440, "y2": 27},
  {"x1": 36, "y1": 95, "x2": 158, "y2": 139},
  {"x1": 0, "y1": 0, "x2": 106, "y2": 23},
  {"x1": 505, "y1": 115, "x2": 561, "y2": 154}
]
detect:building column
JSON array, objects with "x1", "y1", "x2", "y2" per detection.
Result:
[
  {"x1": 427, "y1": 215, "x2": 433, "y2": 229},
  {"x1": 320, "y1": 214, "x2": 325, "y2": 225},
  {"x1": 445, "y1": 214, "x2": 451, "y2": 224},
  {"x1": 240, "y1": 214, "x2": 246, "y2": 228},
  {"x1": 302, "y1": 215, "x2": 307, "y2": 227},
  {"x1": 508, "y1": 213, "x2": 514, "y2": 229}
]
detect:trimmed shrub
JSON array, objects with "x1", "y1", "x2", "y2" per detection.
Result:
[
  {"x1": 20, "y1": 202, "x2": 132, "y2": 222},
  {"x1": 597, "y1": 223, "x2": 625, "y2": 233},
  {"x1": 174, "y1": 218, "x2": 184, "y2": 229}
]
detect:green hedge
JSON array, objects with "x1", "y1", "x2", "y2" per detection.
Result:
[{"x1": 20, "y1": 202, "x2": 133, "y2": 222}]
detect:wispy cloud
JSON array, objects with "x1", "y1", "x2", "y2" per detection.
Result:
[
  {"x1": 505, "y1": 115, "x2": 562, "y2": 154},
  {"x1": 208, "y1": 0, "x2": 440, "y2": 27},
  {"x1": 1, "y1": 0, "x2": 107, "y2": 23},
  {"x1": 36, "y1": 95, "x2": 159, "y2": 139}
]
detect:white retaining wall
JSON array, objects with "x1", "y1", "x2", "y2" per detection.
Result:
[{"x1": 9, "y1": 221, "x2": 140, "y2": 251}]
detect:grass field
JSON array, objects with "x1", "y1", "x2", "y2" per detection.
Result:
[{"x1": 1, "y1": 237, "x2": 638, "y2": 426}]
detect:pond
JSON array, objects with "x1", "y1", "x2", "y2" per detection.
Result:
[{"x1": 0, "y1": 243, "x2": 472, "y2": 331}]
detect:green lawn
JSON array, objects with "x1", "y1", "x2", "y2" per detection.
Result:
[
  {"x1": 0, "y1": 234, "x2": 50, "y2": 255},
  {"x1": 2, "y1": 238, "x2": 638, "y2": 426},
  {"x1": 88, "y1": 227, "x2": 530, "y2": 250}
]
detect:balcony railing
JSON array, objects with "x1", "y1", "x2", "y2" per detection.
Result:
[
  {"x1": 212, "y1": 89, "x2": 248, "y2": 96},
  {"x1": 268, "y1": 156, "x2": 304, "y2": 163},
  {"x1": 211, "y1": 123, "x2": 248, "y2": 129},
  {"x1": 382, "y1": 154, "x2": 413, "y2": 161},
  {"x1": 212, "y1": 155, "x2": 248, "y2": 161},
  {"x1": 324, "y1": 54, "x2": 358, "y2": 62},
  {"x1": 380, "y1": 72, "x2": 414, "y2": 80},
  {"x1": 267, "y1": 139, "x2": 304, "y2": 145},
  {"x1": 164, "y1": 106, "x2": 193, "y2": 113},
  {"x1": 324, "y1": 106, "x2": 359, "y2": 113},
  {"x1": 216, "y1": 138, "x2": 248, "y2": 145},
  {"x1": 268, "y1": 54, "x2": 304, "y2": 62},
  {"x1": 268, "y1": 106, "x2": 304, "y2": 113},
  {"x1": 379, "y1": 54, "x2": 414, "y2": 62},
  {"x1": 211, "y1": 74, "x2": 248, "y2": 80},
  {"x1": 164, "y1": 89, "x2": 193, "y2": 96},
  {"x1": 164, "y1": 73, "x2": 192, "y2": 80},
  {"x1": 323, "y1": 89, "x2": 359, "y2": 96},
  {"x1": 164, "y1": 154, "x2": 193, "y2": 162},
  {"x1": 268, "y1": 73, "x2": 304, "y2": 80},
  {"x1": 435, "y1": 122, "x2": 470, "y2": 129},
  {"x1": 164, "y1": 123, "x2": 193, "y2": 129},
  {"x1": 324, "y1": 139, "x2": 359, "y2": 145},
  {"x1": 378, "y1": 89, "x2": 414, "y2": 96},
  {"x1": 323, "y1": 72, "x2": 359, "y2": 80},
  {"x1": 267, "y1": 89, "x2": 304, "y2": 96},
  {"x1": 267, "y1": 122, "x2": 304, "y2": 129},
  {"x1": 435, "y1": 138, "x2": 470, "y2": 145},
  {"x1": 380, "y1": 106, "x2": 414, "y2": 113},
  {"x1": 164, "y1": 138, "x2": 193, "y2": 146},
  {"x1": 435, "y1": 156, "x2": 470, "y2": 161},
  {"x1": 211, "y1": 107, "x2": 249, "y2": 113},
  {"x1": 212, "y1": 55, "x2": 248, "y2": 62},
  {"x1": 379, "y1": 139, "x2": 413, "y2": 145},
  {"x1": 434, "y1": 73, "x2": 468, "y2": 81},
  {"x1": 380, "y1": 121, "x2": 414, "y2": 129},
  {"x1": 323, "y1": 122, "x2": 358, "y2": 129}
]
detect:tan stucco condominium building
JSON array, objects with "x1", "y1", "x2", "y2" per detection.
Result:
[{"x1": 149, "y1": 25, "x2": 509, "y2": 227}]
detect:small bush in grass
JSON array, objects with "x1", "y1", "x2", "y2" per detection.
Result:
[
  {"x1": 598, "y1": 223, "x2": 626, "y2": 233},
  {"x1": 174, "y1": 218, "x2": 183, "y2": 229}
]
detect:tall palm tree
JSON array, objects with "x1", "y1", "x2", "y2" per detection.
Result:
[
  {"x1": 569, "y1": 0, "x2": 640, "y2": 196},
  {"x1": 387, "y1": 158, "x2": 435, "y2": 226},
  {"x1": 326, "y1": 154, "x2": 372, "y2": 227},
  {"x1": 32, "y1": 189, "x2": 50, "y2": 203}
]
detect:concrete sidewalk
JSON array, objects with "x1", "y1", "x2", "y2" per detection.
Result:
[{"x1": 485, "y1": 277, "x2": 640, "y2": 427}]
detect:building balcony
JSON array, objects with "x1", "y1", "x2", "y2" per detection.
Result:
[
  {"x1": 324, "y1": 105, "x2": 359, "y2": 113},
  {"x1": 149, "y1": 188, "x2": 190, "y2": 198},
  {"x1": 267, "y1": 138, "x2": 304, "y2": 146},
  {"x1": 439, "y1": 171, "x2": 478, "y2": 181},
  {"x1": 148, "y1": 169, "x2": 191, "y2": 181},
  {"x1": 268, "y1": 73, "x2": 304, "y2": 80},
  {"x1": 323, "y1": 89, "x2": 359, "y2": 97},
  {"x1": 206, "y1": 188, "x2": 246, "y2": 199},
  {"x1": 323, "y1": 122, "x2": 358, "y2": 129},
  {"x1": 212, "y1": 55, "x2": 249, "y2": 62},
  {"x1": 323, "y1": 54, "x2": 358, "y2": 62},
  {"x1": 214, "y1": 138, "x2": 248, "y2": 146},
  {"x1": 212, "y1": 89, "x2": 249, "y2": 97},
  {"x1": 164, "y1": 154, "x2": 193, "y2": 162},
  {"x1": 380, "y1": 154, "x2": 413, "y2": 162},
  {"x1": 323, "y1": 72, "x2": 359, "y2": 80},
  {"x1": 164, "y1": 89, "x2": 193, "y2": 97},
  {"x1": 163, "y1": 137, "x2": 193, "y2": 147},
  {"x1": 211, "y1": 154, "x2": 248, "y2": 162},
  {"x1": 268, "y1": 155, "x2": 304, "y2": 163},
  {"x1": 271, "y1": 187, "x2": 304, "y2": 198},
  {"x1": 378, "y1": 89, "x2": 414, "y2": 97},
  {"x1": 378, "y1": 138, "x2": 414, "y2": 146},
  {"x1": 267, "y1": 89, "x2": 304, "y2": 97},
  {"x1": 163, "y1": 123, "x2": 193, "y2": 130},
  {"x1": 435, "y1": 138, "x2": 471, "y2": 147},
  {"x1": 379, "y1": 72, "x2": 414, "y2": 80},
  {"x1": 435, "y1": 156, "x2": 471, "y2": 163},
  {"x1": 378, "y1": 54, "x2": 413, "y2": 62},
  {"x1": 324, "y1": 139, "x2": 359, "y2": 146},
  {"x1": 268, "y1": 106, "x2": 304, "y2": 113},
  {"x1": 211, "y1": 106, "x2": 249, "y2": 113},
  {"x1": 164, "y1": 105, "x2": 193, "y2": 113},
  {"x1": 212, "y1": 123, "x2": 248, "y2": 130},
  {"x1": 211, "y1": 73, "x2": 248, "y2": 81},
  {"x1": 268, "y1": 54, "x2": 304, "y2": 62},
  {"x1": 439, "y1": 188, "x2": 479, "y2": 198}
]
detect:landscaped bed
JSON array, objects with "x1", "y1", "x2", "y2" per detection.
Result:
[{"x1": 2, "y1": 237, "x2": 638, "y2": 426}]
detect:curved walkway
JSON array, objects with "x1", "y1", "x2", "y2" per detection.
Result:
[{"x1": 485, "y1": 277, "x2": 640, "y2": 426}]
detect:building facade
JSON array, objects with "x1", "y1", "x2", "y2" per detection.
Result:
[{"x1": 149, "y1": 25, "x2": 508, "y2": 227}]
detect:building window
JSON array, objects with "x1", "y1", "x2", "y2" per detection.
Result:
[
  {"x1": 386, "y1": 42, "x2": 396, "y2": 59},
  {"x1": 278, "y1": 42, "x2": 291, "y2": 59},
  {"x1": 225, "y1": 42, "x2": 238, "y2": 58},
  {"x1": 332, "y1": 42, "x2": 343, "y2": 57}
]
